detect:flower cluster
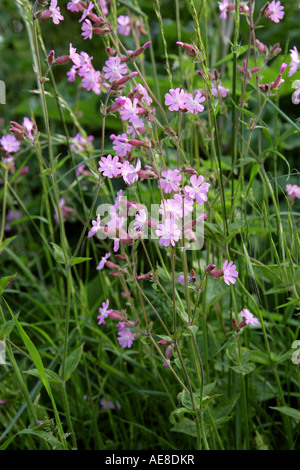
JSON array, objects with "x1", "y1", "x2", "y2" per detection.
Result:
[
  {"x1": 67, "y1": 44, "x2": 102, "y2": 94},
  {"x1": 165, "y1": 88, "x2": 205, "y2": 114}
]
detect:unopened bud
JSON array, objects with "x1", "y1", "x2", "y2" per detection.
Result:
[
  {"x1": 208, "y1": 269, "x2": 224, "y2": 278},
  {"x1": 165, "y1": 345, "x2": 173, "y2": 360},
  {"x1": 105, "y1": 260, "x2": 120, "y2": 270},
  {"x1": 88, "y1": 13, "x2": 103, "y2": 24},
  {"x1": 280, "y1": 62, "x2": 287, "y2": 74},
  {"x1": 258, "y1": 83, "x2": 269, "y2": 93},
  {"x1": 184, "y1": 168, "x2": 197, "y2": 175},
  {"x1": 176, "y1": 41, "x2": 197, "y2": 56},
  {"x1": 108, "y1": 310, "x2": 123, "y2": 321},
  {"x1": 47, "y1": 50, "x2": 55, "y2": 64},
  {"x1": 232, "y1": 318, "x2": 239, "y2": 331},
  {"x1": 256, "y1": 39, "x2": 267, "y2": 54},
  {"x1": 54, "y1": 55, "x2": 70, "y2": 65},
  {"x1": 190, "y1": 269, "x2": 197, "y2": 283},
  {"x1": 109, "y1": 272, "x2": 122, "y2": 277},
  {"x1": 137, "y1": 272, "x2": 153, "y2": 281}
]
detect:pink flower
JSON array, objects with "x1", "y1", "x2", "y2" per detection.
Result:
[
  {"x1": 133, "y1": 84, "x2": 152, "y2": 106},
  {"x1": 88, "y1": 214, "x2": 101, "y2": 238},
  {"x1": 98, "y1": 154, "x2": 121, "y2": 178},
  {"x1": 292, "y1": 83, "x2": 300, "y2": 105},
  {"x1": 99, "y1": 0, "x2": 108, "y2": 15},
  {"x1": 222, "y1": 260, "x2": 238, "y2": 285},
  {"x1": 23, "y1": 117, "x2": 35, "y2": 141},
  {"x1": 117, "y1": 327, "x2": 136, "y2": 348},
  {"x1": 212, "y1": 82, "x2": 230, "y2": 99},
  {"x1": 218, "y1": 0, "x2": 229, "y2": 19},
  {"x1": 288, "y1": 47, "x2": 300, "y2": 77},
  {"x1": 69, "y1": 43, "x2": 81, "y2": 67},
  {"x1": 126, "y1": 117, "x2": 146, "y2": 137},
  {"x1": 81, "y1": 68, "x2": 101, "y2": 94},
  {"x1": 119, "y1": 98, "x2": 139, "y2": 122},
  {"x1": 156, "y1": 218, "x2": 181, "y2": 247},
  {"x1": 49, "y1": 0, "x2": 64, "y2": 25},
  {"x1": 184, "y1": 174, "x2": 210, "y2": 204},
  {"x1": 177, "y1": 274, "x2": 191, "y2": 285},
  {"x1": 286, "y1": 184, "x2": 300, "y2": 200},
  {"x1": 81, "y1": 19, "x2": 93, "y2": 40},
  {"x1": 240, "y1": 308, "x2": 260, "y2": 327},
  {"x1": 133, "y1": 209, "x2": 147, "y2": 231},
  {"x1": 117, "y1": 15, "x2": 131, "y2": 36},
  {"x1": 67, "y1": 0, "x2": 81, "y2": 12},
  {"x1": 265, "y1": 1, "x2": 285, "y2": 23},
  {"x1": 103, "y1": 57, "x2": 128, "y2": 82},
  {"x1": 165, "y1": 88, "x2": 187, "y2": 111},
  {"x1": 97, "y1": 299, "x2": 113, "y2": 325},
  {"x1": 100, "y1": 397, "x2": 121, "y2": 410},
  {"x1": 120, "y1": 159, "x2": 141, "y2": 184},
  {"x1": 185, "y1": 90, "x2": 205, "y2": 114},
  {"x1": 96, "y1": 252, "x2": 111, "y2": 270},
  {"x1": 171, "y1": 194, "x2": 194, "y2": 218},
  {"x1": 0, "y1": 134, "x2": 20, "y2": 153},
  {"x1": 79, "y1": 2, "x2": 94, "y2": 22},
  {"x1": 159, "y1": 169, "x2": 182, "y2": 194},
  {"x1": 110, "y1": 133, "x2": 132, "y2": 157}
]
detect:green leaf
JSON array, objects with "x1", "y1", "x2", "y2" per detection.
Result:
[
  {"x1": 0, "y1": 236, "x2": 17, "y2": 252},
  {"x1": 187, "y1": 325, "x2": 198, "y2": 336},
  {"x1": 0, "y1": 274, "x2": 17, "y2": 295},
  {"x1": 270, "y1": 406, "x2": 300, "y2": 421},
  {"x1": 171, "y1": 417, "x2": 197, "y2": 438},
  {"x1": 0, "y1": 313, "x2": 19, "y2": 339},
  {"x1": 59, "y1": 343, "x2": 84, "y2": 381},
  {"x1": 41, "y1": 168, "x2": 52, "y2": 176},
  {"x1": 23, "y1": 368, "x2": 62, "y2": 384},
  {"x1": 230, "y1": 363, "x2": 256, "y2": 375},
  {"x1": 0, "y1": 429, "x2": 63, "y2": 450},
  {"x1": 49, "y1": 242, "x2": 65, "y2": 264},
  {"x1": 69, "y1": 257, "x2": 92, "y2": 267}
]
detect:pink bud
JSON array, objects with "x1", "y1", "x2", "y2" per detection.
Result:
[
  {"x1": 54, "y1": 55, "x2": 70, "y2": 65},
  {"x1": 47, "y1": 50, "x2": 55, "y2": 65},
  {"x1": 205, "y1": 264, "x2": 216, "y2": 273},
  {"x1": 232, "y1": 318, "x2": 239, "y2": 331},
  {"x1": 105, "y1": 260, "x2": 120, "y2": 270},
  {"x1": 116, "y1": 72, "x2": 138, "y2": 86},
  {"x1": 165, "y1": 345, "x2": 173, "y2": 360},
  {"x1": 280, "y1": 62, "x2": 287, "y2": 74},
  {"x1": 208, "y1": 269, "x2": 224, "y2": 278},
  {"x1": 184, "y1": 168, "x2": 197, "y2": 175},
  {"x1": 108, "y1": 310, "x2": 123, "y2": 320},
  {"x1": 88, "y1": 13, "x2": 103, "y2": 23},
  {"x1": 256, "y1": 39, "x2": 267, "y2": 54},
  {"x1": 190, "y1": 269, "x2": 197, "y2": 283},
  {"x1": 137, "y1": 273, "x2": 153, "y2": 281},
  {"x1": 238, "y1": 319, "x2": 247, "y2": 329},
  {"x1": 158, "y1": 340, "x2": 170, "y2": 346},
  {"x1": 176, "y1": 42, "x2": 197, "y2": 56},
  {"x1": 20, "y1": 166, "x2": 29, "y2": 175}
]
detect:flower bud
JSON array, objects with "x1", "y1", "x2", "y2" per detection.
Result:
[
  {"x1": 165, "y1": 345, "x2": 173, "y2": 360},
  {"x1": 208, "y1": 269, "x2": 224, "y2": 278},
  {"x1": 54, "y1": 55, "x2": 70, "y2": 65},
  {"x1": 47, "y1": 50, "x2": 55, "y2": 65}
]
